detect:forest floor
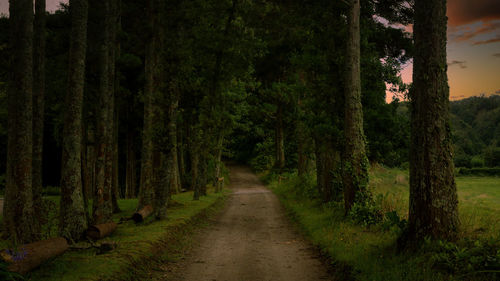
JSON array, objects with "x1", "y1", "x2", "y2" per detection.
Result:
[{"x1": 157, "y1": 164, "x2": 335, "y2": 281}]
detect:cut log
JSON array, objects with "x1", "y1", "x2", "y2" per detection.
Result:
[
  {"x1": 132, "y1": 205, "x2": 153, "y2": 223},
  {"x1": 86, "y1": 222, "x2": 118, "y2": 240},
  {"x1": 1, "y1": 237, "x2": 68, "y2": 274}
]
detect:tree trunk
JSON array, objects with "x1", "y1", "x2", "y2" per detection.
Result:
[
  {"x1": 177, "y1": 124, "x2": 186, "y2": 189},
  {"x1": 92, "y1": 0, "x2": 112, "y2": 224},
  {"x1": 408, "y1": 0, "x2": 459, "y2": 241},
  {"x1": 137, "y1": 0, "x2": 156, "y2": 210},
  {"x1": 190, "y1": 127, "x2": 200, "y2": 200},
  {"x1": 60, "y1": 0, "x2": 89, "y2": 242},
  {"x1": 106, "y1": 0, "x2": 119, "y2": 214},
  {"x1": 32, "y1": 0, "x2": 46, "y2": 234},
  {"x1": 342, "y1": 0, "x2": 369, "y2": 213},
  {"x1": 296, "y1": 96, "x2": 310, "y2": 177},
  {"x1": 168, "y1": 97, "x2": 180, "y2": 195},
  {"x1": 275, "y1": 103, "x2": 285, "y2": 172},
  {"x1": 154, "y1": 152, "x2": 170, "y2": 219},
  {"x1": 315, "y1": 138, "x2": 341, "y2": 202},
  {"x1": 4, "y1": 0, "x2": 37, "y2": 244},
  {"x1": 213, "y1": 134, "x2": 224, "y2": 192},
  {"x1": 125, "y1": 127, "x2": 136, "y2": 198}
]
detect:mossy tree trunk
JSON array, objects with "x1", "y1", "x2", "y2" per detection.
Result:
[
  {"x1": 32, "y1": 0, "x2": 46, "y2": 233},
  {"x1": 92, "y1": 0, "x2": 113, "y2": 224},
  {"x1": 408, "y1": 0, "x2": 459, "y2": 241},
  {"x1": 125, "y1": 126, "x2": 137, "y2": 198},
  {"x1": 137, "y1": 0, "x2": 156, "y2": 211},
  {"x1": 4, "y1": 0, "x2": 37, "y2": 244},
  {"x1": 109, "y1": 0, "x2": 120, "y2": 214},
  {"x1": 59, "y1": 0, "x2": 89, "y2": 242},
  {"x1": 342, "y1": 0, "x2": 369, "y2": 213}
]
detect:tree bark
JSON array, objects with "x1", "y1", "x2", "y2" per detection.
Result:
[
  {"x1": 315, "y1": 137, "x2": 342, "y2": 202},
  {"x1": 107, "y1": 0, "x2": 120, "y2": 214},
  {"x1": 177, "y1": 124, "x2": 186, "y2": 189},
  {"x1": 275, "y1": 103, "x2": 285, "y2": 172},
  {"x1": 125, "y1": 127, "x2": 137, "y2": 198},
  {"x1": 4, "y1": 0, "x2": 37, "y2": 244},
  {"x1": 342, "y1": 0, "x2": 369, "y2": 213},
  {"x1": 137, "y1": 0, "x2": 156, "y2": 210},
  {"x1": 32, "y1": 0, "x2": 46, "y2": 234},
  {"x1": 408, "y1": 0, "x2": 459, "y2": 241},
  {"x1": 92, "y1": 0, "x2": 113, "y2": 224},
  {"x1": 60, "y1": 0, "x2": 89, "y2": 242}
]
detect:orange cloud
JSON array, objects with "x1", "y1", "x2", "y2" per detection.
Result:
[
  {"x1": 472, "y1": 37, "x2": 500, "y2": 45},
  {"x1": 450, "y1": 21, "x2": 500, "y2": 43},
  {"x1": 448, "y1": 0, "x2": 500, "y2": 26}
]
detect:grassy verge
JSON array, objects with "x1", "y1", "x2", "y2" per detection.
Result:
[
  {"x1": 266, "y1": 166, "x2": 500, "y2": 281},
  {"x1": 1, "y1": 189, "x2": 228, "y2": 281}
]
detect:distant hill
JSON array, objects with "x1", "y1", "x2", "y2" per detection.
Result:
[{"x1": 450, "y1": 95, "x2": 500, "y2": 167}]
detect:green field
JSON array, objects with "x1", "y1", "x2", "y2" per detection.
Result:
[
  {"x1": 370, "y1": 165, "x2": 500, "y2": 238},
  {"x1": 269, "y1": 167, "x2": 500, "y2": 281},
  {"x1": 0, "y1": 190, "x2": 227, "y2": 281}
]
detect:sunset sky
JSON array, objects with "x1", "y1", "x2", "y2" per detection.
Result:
[{"x1": 1, "y1": 0, "x2": 499, "y2": 102}]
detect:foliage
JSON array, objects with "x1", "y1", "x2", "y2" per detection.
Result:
[
  {"x1": 458, "y1": 167, "x2": 500, "y2": 177},
  {"x1": 426, "y1": 239, "x2": 500, "y2": 278},
  {"x1": 0, "y1": 261, "x2": 24, "y2": 281}
]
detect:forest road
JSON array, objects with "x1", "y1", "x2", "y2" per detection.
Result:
[{"x1": 165, "y1": 165, "x2": 334, "y2": 281}]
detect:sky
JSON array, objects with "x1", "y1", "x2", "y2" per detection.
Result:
[{"x1": 1, "y1": 0, "x2": 499, "y2": 102}]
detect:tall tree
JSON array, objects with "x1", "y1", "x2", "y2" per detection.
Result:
[
  {"x1": 92, "y1": 0, "x2": 113, "y2": 224},
  {"x1": 137, "y1": 0, "x2": 156, "y2": 210},
  {"x1": 60, "y1": 0, "x2": 89, "y2": 242},
  {"x1": 108, "y1": 0, "x2": 121, "y2": 214},
  {"x1": 32, "y1": 0, "x2": 46, "y2": 232},
  {"x1": 342, "y1": 0, "x2": 369, "y2": 213},
  {"x1": 4, "y1": 0, "x2": 37, "y2": 243},
  {"x1": 408, "y1": 0, "x2": 459, "y2": 241}
]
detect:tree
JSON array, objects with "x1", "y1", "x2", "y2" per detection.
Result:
[
  {"x1": 137, "y1": 0, "x2": 156, "y2": 211},
  {"x1": 4, "y1": 0, "x2": 37, "y2": 243},
  {"x1": 408, "y1": 0, "x2": 459, "y2": 241},
  {"x1": 32, "y1": 0, "x2": 46, "y2": 233},
  {"x1": 60, "y1": 0, "x2": 89, "y2": 241},
  {"x1": 92, "y1": 0, "x2": 113, "y2": 224},
  {"x1": 342, "y1": 0, "x2": 369, "y2": 212}
]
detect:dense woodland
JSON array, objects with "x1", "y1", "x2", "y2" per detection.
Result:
[{"x1": 0, "y1": 0, "x2": 499, "y2": 279}]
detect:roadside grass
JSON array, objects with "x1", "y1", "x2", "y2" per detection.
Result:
[
  {"x1": 267, "y1": 166, "x2": 500, "y2": 281},
  {"x1": 0, "y1": 189, "x2": 228, "y2": 281}
]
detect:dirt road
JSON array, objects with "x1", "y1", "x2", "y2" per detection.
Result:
[{"x1": 167, "y1": 165, "x2": 333, "y2": 281}]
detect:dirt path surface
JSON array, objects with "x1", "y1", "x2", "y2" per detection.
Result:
[{"x1": 166, "y1": 165, "x2": 333, "y2": 281}]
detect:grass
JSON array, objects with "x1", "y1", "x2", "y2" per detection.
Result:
[
  {"x1": 1, "y1": 189, "x2": 228, "y2": 281},
  {"x1": 267, "y1": 166, "x2": 500, "y2": 281},
  {"x1": 369, "y1": 164, "x2": 500, "y2": 238}
]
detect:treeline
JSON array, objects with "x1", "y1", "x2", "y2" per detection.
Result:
[{"x1": 451, "y1": 95, "x2": 500, "y2": 168}]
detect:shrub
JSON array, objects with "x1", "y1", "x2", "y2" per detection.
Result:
[
  {"x1": 426, "y1": 239, "x2": 500, "y2": 278},
  {"x1": 470, "y1": 155, "x2": 485, "y2": 168},
  {"x1": 458, "y1": 167, "x2": 500, "y2": 176},
  {"x1": 348, "y1": 196, "x2": 383, "y2": 226}
]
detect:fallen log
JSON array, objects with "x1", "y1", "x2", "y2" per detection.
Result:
[
  {"x1": 132, "y1": 205, "x2": 153, "y2": 223},
  {"x1": 1, "y1": 237, "x2": 68, "y2": 274},
  {"x1": 86, "y1": 222, "x2": 118, "y2": 240}
]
